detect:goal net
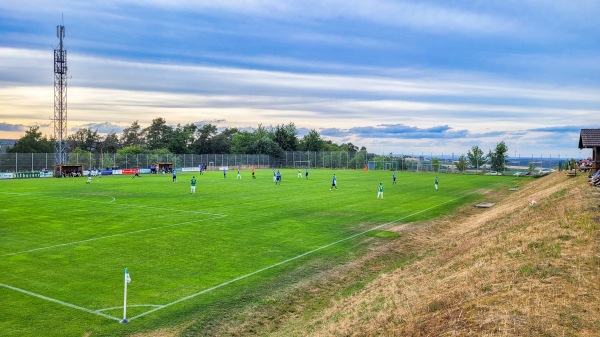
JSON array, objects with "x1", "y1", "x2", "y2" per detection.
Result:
[
  {"x1": 367, "y1": 161, "x2": 398, "y2": 171},
  {"x1": 293, "y1": 161, "x2": 311, "y2": 169}
]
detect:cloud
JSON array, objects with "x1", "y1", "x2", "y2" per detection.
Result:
[
  {"x1": 124, "y1": 0, "x2": 521, "y2": 36},
  {"x1": 72, "y1": 122, "x2": 124, "y2": 134},
  {"x1": 193, "y1": 119, "x2": 227, "y2": 126},
  {"x1": 321, "y1": 124, "x2": 470, "y2": 139},
  {"x1": 0, "y1": 2, "x2": 597, "y2": 158},
  {"x1": 0, "y1": 122, "x2": 26, "y2": 132},
  {"x1": 528, "y1": 125, "x2": 598, "y2": 133}
]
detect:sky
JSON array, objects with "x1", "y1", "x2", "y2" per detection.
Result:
[{"x1": 0, "y1": 1, "x2": 599, "y2": 158}]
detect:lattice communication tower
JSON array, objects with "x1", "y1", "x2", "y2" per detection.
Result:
[{"x1": 53, "y1": 25, "x2": 67, "y2": 164}]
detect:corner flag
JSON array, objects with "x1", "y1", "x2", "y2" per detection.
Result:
[{"x1": 121, "y1": 268, "x2": 131, "y2": 324}]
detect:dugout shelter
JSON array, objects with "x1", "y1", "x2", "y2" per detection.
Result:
[
  {"x1": 579, "y1": 129, "x2": 600, "y2": 173},
  {"x1": 152, "y1": 162, "x2": 174, "y2": 173},
  {"x1": 54, "y1": 164, "x2": 84, "y2": 178}
]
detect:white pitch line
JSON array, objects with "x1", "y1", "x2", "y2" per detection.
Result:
[
  {"x1": 128, "y1": 190, "x2": 480, "y2": 321},
  {"x1": 0, "y1": 282, "x2": 121, "y2": 322},
  {"x1": 4, "y1": 216, "x2": 224, "y2": 257}
]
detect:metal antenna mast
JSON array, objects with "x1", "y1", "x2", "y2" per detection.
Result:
[{"x1": 53, "y1": 24, "x2": 67, "y2": 164}]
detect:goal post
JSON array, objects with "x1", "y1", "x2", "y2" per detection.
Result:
[
  {"x1": 367, "y1": 161, "x2": 398, "y2": 171},
  {"x1": 293, "y1": 160, "x2": 311, "y2": 169}
]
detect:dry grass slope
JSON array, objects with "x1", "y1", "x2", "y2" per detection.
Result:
[{"x1": 268, "y1": 173, "x2": 600, "y2": 337}]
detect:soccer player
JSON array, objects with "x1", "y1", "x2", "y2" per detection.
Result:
[
  {"x1": 190, "y1": 176, "x2": 197, "y2": 193},
  {"x1": 330, "y1": 174, "x2": 337, "y2": 190},
  {"x1": 392, "y1": 172, "x2": 396, "y2": 184},
  {"x1": 276, "y1": 170, "x2": 281, "y2": 185},
  {"x1": 305, "y1": 168, "x2": 309, "y2": 179},
  {"x1": 252, "y1": 167, "x2": 256, "y2": 179},
  {"x1": 435, "y1": 177, "x2": 439, "y2": 191},
  {"x1": 172, "y1": 170, "x2": 177, "y2": 183},
  {"x1": 237, "y1": 168, "x2": 242, "y2": 179},
  {"x1": 86, "y1": 170, "x2": 92, "y2": 184},
  {"x1": 377, "y1": 182, "x2": 383, "y2": 199},
  {"x1": 272, "y1": 168, "x2": 276, "y2": 182},
  {"x1": 223, "y1": 168, "x2": 227, "y2": 179},
  {"x1": 298, "y1": 169, "x2": 302, "y2": 179},
  {"x1": 132, "y1": 168, "x2": 141, "y2": 179}
]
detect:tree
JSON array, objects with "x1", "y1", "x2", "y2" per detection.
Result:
[
  {"x1": 467, "y1": 145, "x2": 485, "y2": 169},
  {"x1": 299, "y1": 129, "x2": 324, "y2": 151},
  {"x1": 100, "y1": 132, "x2": 121, "y2": 153},
  {"x1": 431, "y1": 157, "x2": 440, "y2": 172},
  {"x1": 488, "y1": 141, "x2": 508, "y2": 172},
  {"x1": 121, "y1": 121, "x2": 145, "y2": 147},
  {"x1": 168, "y1": 123, "x2": 196, "y2": 154},
  {"x1": 456, "y1": 155, "x2": 468, "y2": 173},
  {"x1": 145, "y1": 117, "x2": 173, "y2": 150},
  {"x1": 193, "y1": 124, "x2": 218, "y2": 154},
  {"x1": 273, "y1": 123, "x2": 298, "y2": 151},
  {"x1": 322, "y1": 140, "x2": 340, "y2": 151},
  {"x1": 251, "y1": 137, "x2": 283, "y2": 156},
  {"x1": 340, "y1": 142, "x2": 359, "y2": 155},
  {"x1": 117, "y1": 146, "x2": 146, "y2": 154},
  {"x1": 230, "y1": 131, "x2": 255, "y2": 154},
  {"x1": 67, "y1": 128, "x2": 101, "y2": 152},
  {"x1": 210, "y1": 127, "x2": 238, "y2": 154},
  {"x1": 7, "y1": 127, "x2": 54, "y2": 153}
]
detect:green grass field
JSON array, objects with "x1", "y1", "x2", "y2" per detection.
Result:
[{"x1": 0, "y1": 169, "x2": 521, "y2": 336}]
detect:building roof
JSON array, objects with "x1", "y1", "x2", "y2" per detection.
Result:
[{"x1": 579, "y1": 129, "x2": 600, "y2": 149}]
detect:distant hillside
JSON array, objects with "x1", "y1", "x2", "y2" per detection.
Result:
[{"x1": 0, "y1": 139, "x2": 17, "y2": 153}]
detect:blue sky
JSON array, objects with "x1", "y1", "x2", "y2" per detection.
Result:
[{"x1": 0, "y1": 1, "x2": 598, "y2": 158}]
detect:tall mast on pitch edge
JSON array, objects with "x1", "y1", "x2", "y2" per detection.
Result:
[{"x1": 53, "y1": 23, "x2": 67, "y2": 165}]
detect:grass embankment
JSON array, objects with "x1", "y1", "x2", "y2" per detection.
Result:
[{"x1": 180, "y1": 172, "x2": 600, "y2": 336}]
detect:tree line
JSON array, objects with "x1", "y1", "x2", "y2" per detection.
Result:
[
  {"x1": 450, "y1": 142, "x2": 509, "y2": 172},
  {"x1": 6, "y1": 119, "x2": 511, "y2": 172},
  {"x1": 6, "y1": 119, "x2": 366, "y2": 157}
]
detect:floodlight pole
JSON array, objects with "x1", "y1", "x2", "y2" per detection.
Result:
[{"x1": 53, "y1": 24, "x2": 68, "y2": 165}]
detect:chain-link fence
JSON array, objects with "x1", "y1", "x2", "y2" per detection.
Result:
[{"x1": 0, "y1": 151, "x2": 571, "y2": 174}]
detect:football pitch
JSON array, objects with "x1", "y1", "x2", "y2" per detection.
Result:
[{"x1": 0, "y1": 169, "x2": 519, "y2": 336}]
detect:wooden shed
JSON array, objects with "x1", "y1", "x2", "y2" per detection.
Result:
[{"x1": 578, "y1": 129, "x2": 600, "y2": 173}]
